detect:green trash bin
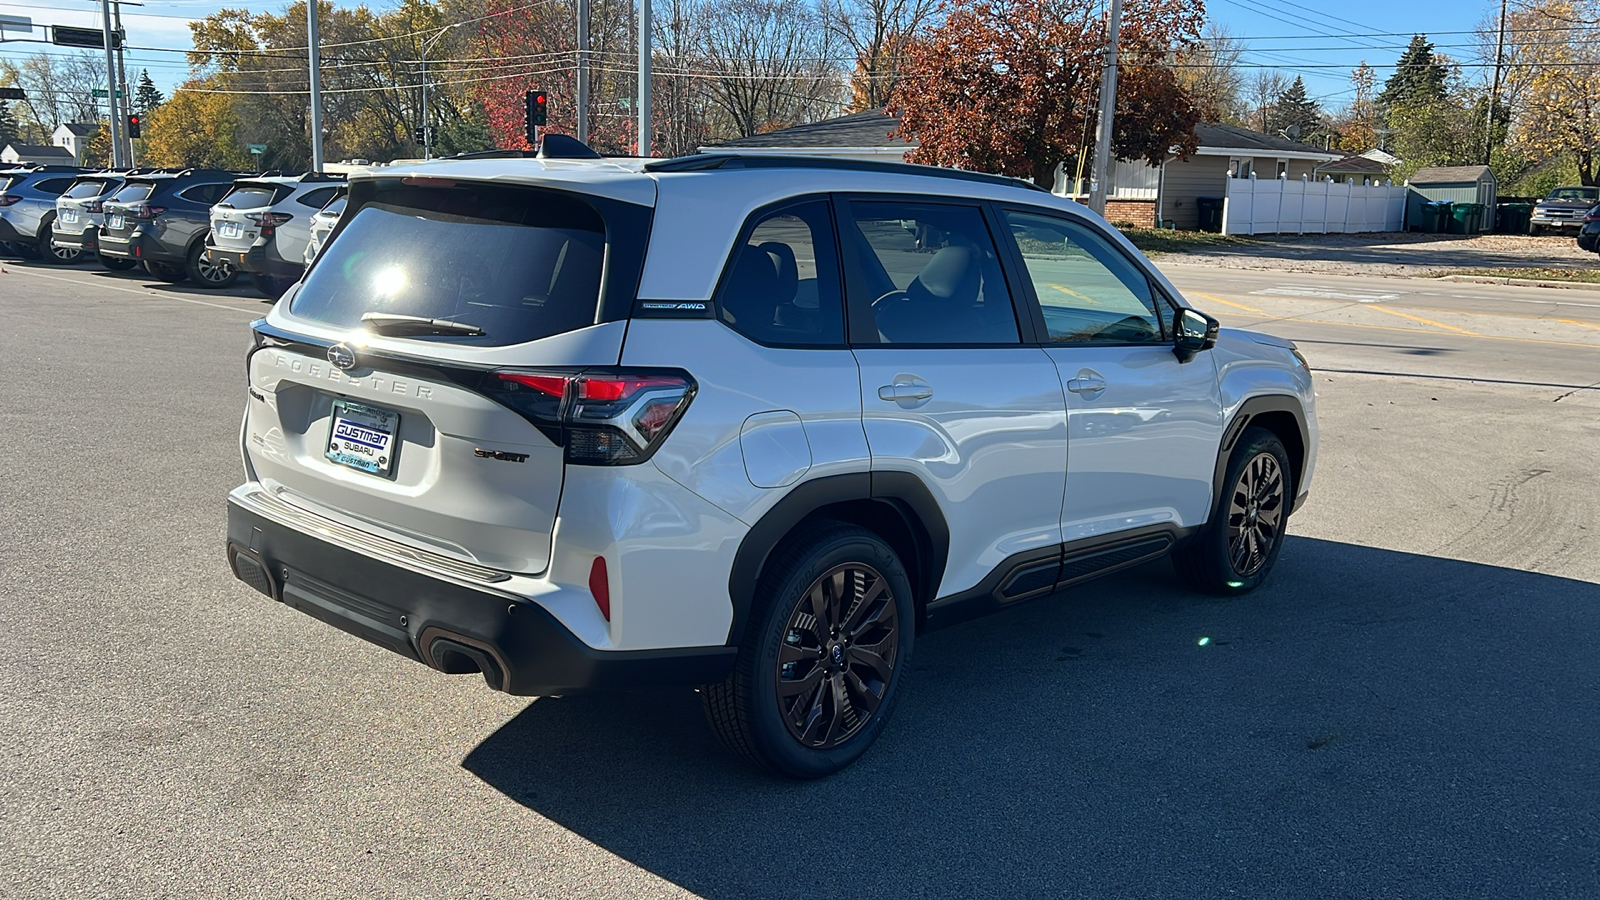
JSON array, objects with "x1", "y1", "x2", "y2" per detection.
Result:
[
  {"x1": 1197, "y1": 196, "x2": 1224, "y2": 233},
  {"x1": 1450, "y1": 202, "x2": 1484, "y2": 235},
  {"x1": 1496, "y1": 202, "x2": 1532, "y2": 234},
  {"x1": 1421, "y1": 200, "x2": 1452, "y2": 233}
]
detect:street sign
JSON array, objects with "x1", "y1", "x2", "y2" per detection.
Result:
[
  {"x1": 247, "y1": 144, "x2": 267, "y2": 155},
  {"x1": 0, "y1": 87, "x2": 25, "y2": 101},
  {"x1": 90, "y1": 89, "x2": 125, "y2": 99},
  {"x1": 51, "y1": 25, "x2": 121, "y2": 49},
  {"x1": 0, "y1": 14, "x2": 34, "y2": 33}
]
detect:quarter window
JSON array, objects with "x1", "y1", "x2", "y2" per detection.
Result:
[
  {"x1": 715, "y1": 199, "x2": 844, "y2": 346},
  {"x1": 1003, "y1": 210, "x2": 1166, "y2": 344},
  {"x1": 841, "y1": 201, "x2": 1019, "y2": 345},
  {"x1": 297, "y1": 187, "x2": 340, "y2": 209}
]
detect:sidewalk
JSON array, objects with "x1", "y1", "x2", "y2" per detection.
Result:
[{"x1": 1147, "y1": 232, "x2": 1600, "y2": 278}]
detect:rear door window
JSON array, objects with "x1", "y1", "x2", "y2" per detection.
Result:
[
  {"x1": 296, "y1": 187, "x2": 340, "y2": 209},
  {"x1": 290, "y1": 183, "x2": 613, "y2": 346},
  {"x1": 34, "y1": 178, "x2": 74, "y2": 195},
  {"x1": 716, "y1": 199, "x2": 844, "y2": 346}
]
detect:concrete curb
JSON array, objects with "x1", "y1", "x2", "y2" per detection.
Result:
[{"x1": 1435, "y1": 274, "x2": 1600, "y2": 292}]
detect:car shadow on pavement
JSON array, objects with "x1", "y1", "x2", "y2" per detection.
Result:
[{"x1": 463, "y1": 537, "x2": 1600, "y2": 898}]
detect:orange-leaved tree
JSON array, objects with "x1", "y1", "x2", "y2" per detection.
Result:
[{"x1": 888, "y1": 0, "x2": 1204, "y2": 185}]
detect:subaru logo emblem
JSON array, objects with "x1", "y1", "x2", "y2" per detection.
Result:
[{"x1": 327, "y1": 343, "x2": 356, "y2": 370}]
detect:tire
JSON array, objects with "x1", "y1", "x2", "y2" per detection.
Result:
[
  {"x1": 36, "y1": 216, "x2": 81, "y2": 265},
  {"x1": 250, "y1": 272, "x2": 294, "y2": 300},
  {"x1": 143, "y1": 260, "x2": 187, "y2": 283},
  {"x1": 1530, "y1": 224, "x2": 1543, "y2": 236},
  {"x1": 186, "y1": 242, "x2": 237, "y2": 288},
  {"x1": 99, "y1": 254, "x2": 138, "y2": 271},
  {"x1": 1172, "y1": 426, "x2": 1293, "y2": 596},
  {"x1": 703, "y1": 521, "x2": 915, "y2": 779}
]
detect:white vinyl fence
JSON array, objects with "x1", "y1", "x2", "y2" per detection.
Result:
[{"x1": 1221, "y1": 174, "x2": 1407, "y2": 236}]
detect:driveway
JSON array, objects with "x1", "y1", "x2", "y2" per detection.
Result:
[{"x1": 1154, "y1": 232, "x2": 1600, "y2": 277}]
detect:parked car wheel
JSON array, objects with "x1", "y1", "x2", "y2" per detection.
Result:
[
  {"x1": 1530, "y1": 224, "x2": 1544, "y2": 236},
  {"x1": 143, "y1": 260, "x2": 187, "y2": 283},
  {"x1": 99, "y1": 254, "x2": 139, "y2": 272},
  {"x1": 36, "y1": 216, "x2": 81, "y2": 265},
  {"x1": 250, "y1": 273, "x2": 294, "y2": 300},
  {"x1": 703, "y1": 522, "x2": 914, "y2": 779},
  {"x1": 1172, "y1": 427, "x2": 1293, "y2": 595},
  {"x1": 186, "y1": 242, "x2": 237, "y2": 288}
]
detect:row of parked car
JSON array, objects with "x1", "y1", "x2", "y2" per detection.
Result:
[{"x1": 0, "y1": 162, "x2": 347, "y2": 298}]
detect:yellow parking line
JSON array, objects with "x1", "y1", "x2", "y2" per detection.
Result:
[
  {"x1": 1287, "y1": 317, "x2": 1600, "y2": 350},
  {"x1": 1371, "y1": 306, "x2": 1478, "y2": 335},
  {"x1": 1557, "y1": 317, "x2": 1600, "y2": 332},
  {"x1": 1190, "y1": 291, "x2": 1263, "y2": 314}
]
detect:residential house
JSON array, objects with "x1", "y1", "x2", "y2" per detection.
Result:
[
  {"x1": 53, "y1": 123, "x2": 99, "y2": 165},
  {"x1": 1, "y1": 144, "x2": 77, "y2": 165},
  {"x1": 1314, "y1": 155, "x2": 1392, "y2": 184}
]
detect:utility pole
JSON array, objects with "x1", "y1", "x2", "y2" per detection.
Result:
[
  {"x1": 1088, "y1": 0, "x2": 1121, "y2": 216},
  {"x1": 307, "y1": 0, "x2": 325, "y2": 173},
  {"x1": 99, "y1": 0, "x2": 124, "y2": 168},
  {"x1": 576, "y1": 0, "x2": 589, "y2": 145},
  {"x1": 113, "y1": 0, "x2": 131, "y2": 165},
  {"x1": 637, "y1": 0, "x2": 650, "y2": 156},
  {"x1": 1485, "y1": 0, "x2": 1507, "y2": 167}
]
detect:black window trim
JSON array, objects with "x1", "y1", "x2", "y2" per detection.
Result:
[
  {"x1": 706, "y1": 192, "x2": 851, "y2": 351},
  {"x1": 834, "y1": 192, "x2": 1043, "y2": 349},
  {"x1": 994, "y1": 201, "x2": 1180, "y2": 349}
]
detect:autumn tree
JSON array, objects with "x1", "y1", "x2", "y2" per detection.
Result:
[
  {"x1": 888, "y1": 0, "x2": 1204, "y2": 185},
  {"x1": 0, "y1": 52, "x2": 103, "y2": 138},
  {"x1": 1503, "y1": 0, "x2": 1600, "y2": 185},
  {"x1": 141, "y1": 79, "x2": 253, "y2": 169},
  {"x1": 822, "y1": 0, "x2": 940, "y2": 111},
  {"x1": 1174, "y1": 23, "x2": 1247, "y2": 124},
  {"x1": 1332, "y1": 63, "x2": 1381, "y2": 152}
]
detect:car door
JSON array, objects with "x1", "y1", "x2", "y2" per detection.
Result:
[
  {"x1": 839, "y1": 196, "x2": 1067, "y2": 598},
  {"x1": 997, "y1": 206, "x2": 1224, "y2": 543}
]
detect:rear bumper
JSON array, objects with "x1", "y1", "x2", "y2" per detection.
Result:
[
  {"x1": 209, "y1": 240, "x2": 302, "y2": 278},
  {"x1": 225, "y1": 490, "x2": 736, "y2": 696},
  {"x1": 53, "y1": 224, "x2": 96, "y2": 253},
  {"x1": 99, "y1": 228, "x2": 182, "y2": 263}
]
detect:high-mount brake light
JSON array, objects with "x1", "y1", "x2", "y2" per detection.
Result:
[{"x1": 486, "y1": 369, "x2": 695, "y2": 466}]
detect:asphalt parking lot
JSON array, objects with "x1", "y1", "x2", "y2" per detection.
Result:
[{"x1": 3, "y1": 257, "x2": 1600, "y2": 898}]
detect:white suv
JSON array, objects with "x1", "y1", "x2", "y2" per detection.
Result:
[
  {"x1": 225, "y1": 153, "x2": 1317, "y2": 778},
  {"x1": 207, "y1": 173, "x2": 345, "y2": 298}
]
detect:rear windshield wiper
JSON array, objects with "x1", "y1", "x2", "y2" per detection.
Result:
[{"x1": 360, "y1": 312, "x2": 486, "y2": 337}]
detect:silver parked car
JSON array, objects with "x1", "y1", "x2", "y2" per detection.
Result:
[
  {"x1": 207, "y1": 173, "x2": 344, "y2": 298},
  {"x1": 53, "y1": 170, "x2": 142, "y2": 271},
  {"x1": 0, "y1": 165, "x2": 85, "y2": 263}
]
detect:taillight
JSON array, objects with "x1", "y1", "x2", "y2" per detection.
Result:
[
  {"x1": 130, "y1": 204, "x2": 166, "y2": 219},
  {"x1": 247, "y1": 211, "x2": 294, "y2": 234},
  {"x1": 84, "y1": 200, "x2": 104, "y2": 213},
  {"x1": 485, "y1": 368, "x2": 695, "y2": 465},
  {"x1": 588, "y1": 557, "x2": 611, "y2": 621},
  {"x1": 0, "y1": 195, "x2": 19, "y2": 207}
]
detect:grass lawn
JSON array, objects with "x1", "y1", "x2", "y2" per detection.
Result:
[
  {"x1": 1450, "y1": 267, "x2": 1600, "y2": 284},
  {"x1": 1118, "y1": 228, "x2": 1257, "y2": 254}
]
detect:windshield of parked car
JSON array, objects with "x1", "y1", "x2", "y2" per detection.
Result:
[
  {"x1": 1548, "y1": 188, "x2": 1599, "y2": 202},
  {"x1": 108, "y1": 181, "x2": 156, "y2": 203},
  {"x1": 63, "y1": 179, "x2": 114, "y2": 199},
  {"x1": 290, "y1": 184, "x2": 608, "y2": 346},
  {"x1": 217, "y1": 184, "x2": 283, "y2": 209}
]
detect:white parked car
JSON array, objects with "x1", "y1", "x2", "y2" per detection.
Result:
[
  {"x1": 302, "y1": 188, "x2": 346, "y2": 266},
  {"x1": 225, "y1": 153, "x2": 1318, "y2": 778},
  {"x1": 52, "y1": 170, "x2": 141, "y2": 271},
  {"x1": 207, "y1": 173, "x2": 344, "y2": 298}
]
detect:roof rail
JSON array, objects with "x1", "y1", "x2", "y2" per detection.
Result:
[
  {"x1": 643, "y1": 153, "x2": 1050, "y2": 193},
  {"x1": 446, "y1": 148, "x2": 536, "y2": 160}
]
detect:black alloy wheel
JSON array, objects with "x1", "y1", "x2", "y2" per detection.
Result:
[
  {"x1": 37, "y1": 218, "x2": 81, "y2": 265},
  {"x1": 703, "y1": 521, "x2": 914, "y2": 779},
  {"x1": 775, "y1": 563, "x2": 900, "y2": 750},
  {"x1": 1226, "y1": 451, "x2": 1285, "y2": 578},
  {"x1": 1172, "y1": 426, "x2": 1293, "y2": 595}
]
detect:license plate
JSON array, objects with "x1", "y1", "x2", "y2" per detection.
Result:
[
  {"x1": 218, "y1": 222, "x2": 242, "y2": 239},
  {"x1": 106, "y1": 214, "x2": 124, "y2": 229},
  {"x1": 61, "y1": 210, "x2": 78, "y2": 224},
  {"x1": 326, "y1": 400, "x2": 399, "y2": 476}
]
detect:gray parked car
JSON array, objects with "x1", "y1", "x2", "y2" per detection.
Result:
[
  {"x1": 98, "y1": 168, "x2": 241, "y2": 287},
  {"x1": 1530, "y1": 186, "x2": 1600, "y2": 235},
  {"x1": 52, "y1": 170, "x2": 142, "y2": 271},
  {"x1": 0, "y1": 164, "x2": 86, "y2": 263}
]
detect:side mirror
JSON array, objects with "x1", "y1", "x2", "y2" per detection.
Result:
[{"x1": 1173, "y1": 307, "x2": 1219, "y2": 362}]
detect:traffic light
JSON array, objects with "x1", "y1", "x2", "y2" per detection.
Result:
[
  {"x1": 413, "y1": 126, "x2": 431, "y2": 144},
  {"x1": 127, "y1": 114, "x2": 140, "y2": 138},
  {"x1": 525, "y1": 90, "x2": 547, "y2": 143}
]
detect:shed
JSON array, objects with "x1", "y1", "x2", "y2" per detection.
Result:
[{"x1": 1407, "y1": 165, "x2": 1497, "y2": 231}]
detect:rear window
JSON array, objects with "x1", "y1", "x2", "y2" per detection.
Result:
[
  {"x1": 109, "y1": 181, "x2": 156, "y2": 203},
  {"x1": 63, "y1": 178, "x2": 115, "y2": 199},
  {"x1": 218, "y1": 184, "x2": 285, "y2": 208},
  {"x1": 290, "y1": 184, "x2": 608, "y2": 346}
]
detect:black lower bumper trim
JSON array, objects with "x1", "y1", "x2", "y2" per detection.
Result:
[
  {"x1": 210, "y1": 242, "x2": 303, "y2": 278},
  {"x1": 227, "y1": 498, "x2": 736, "y2": 695},
  {"x1": 0, "y1": 218, "x2": 27, "y2": 243}
]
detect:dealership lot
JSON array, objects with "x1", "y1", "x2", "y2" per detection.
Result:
[{"x1": 3, "y1": 260, "x2": 1599, "y2": 897}]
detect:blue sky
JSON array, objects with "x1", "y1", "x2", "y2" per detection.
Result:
[{"x1": 0, "y1": 0, "x2": 1494, "y2": 113}]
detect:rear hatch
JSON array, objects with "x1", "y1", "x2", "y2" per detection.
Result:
[
  {"x1": 101, "y1": 178, "x2": 163, "y2": 239},
  {"x1": 245, "y1": 174, "x2": 654, "y2": 573},
  {"x1": 210, "y1": 181, "x2": 289, "y2": 252},
  {"x1": 56, "y1": 176, "x2": 121, "y2": 234}
]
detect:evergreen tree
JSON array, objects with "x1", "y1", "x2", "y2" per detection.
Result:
[
  {"x1": 435, "y1": 102, "x2": 495, "y2": 156},
  {"x1": 1266, "y1": 76, "x2": 1321, "y2": 141},
  {"x1": 134, "y1": 70, "x2": 164, "y2": 115},
  {"x1": 1376, "y1": 35, "x2": 1447, "y2": 113},
  {"x1": 0, "y1": 102, "x2": 19, "y2": 148}
]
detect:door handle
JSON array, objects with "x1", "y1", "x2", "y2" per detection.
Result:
[
  {"x1": 1066, "y1": 369, "x2": 1107, "y2": 396},
  {"x1": 878, "y1": 382, "x2": 934, "y2": 402}
]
